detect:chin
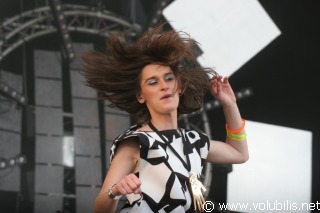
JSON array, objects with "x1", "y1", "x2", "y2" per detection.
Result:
[{"x1": 161, "y1": 106, "x2": 178, "y2": 114}]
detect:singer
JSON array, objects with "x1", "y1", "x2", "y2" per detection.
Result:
[{"x1": 81, "y1": 23, "x2": 249, "y2": 213}]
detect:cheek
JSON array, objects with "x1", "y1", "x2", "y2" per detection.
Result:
[
  {"x1": 140, "y1": 87, "x2": 155, "y2": 101},
  {"x1": 144, "y1": 83, "x2": 159, "y2": 93}
]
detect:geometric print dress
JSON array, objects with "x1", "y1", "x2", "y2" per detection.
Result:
[{"x1": 110, "y1": 125, "x2": 210, "y2": 213}]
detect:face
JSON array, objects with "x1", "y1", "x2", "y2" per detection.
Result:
[{"x1": 138, "y1": 64, "x2": 180, "y2": 117}]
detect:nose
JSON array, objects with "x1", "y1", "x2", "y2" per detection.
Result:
[{"x1": 159, "y1": 78, "x2": 169, "y2": 91}]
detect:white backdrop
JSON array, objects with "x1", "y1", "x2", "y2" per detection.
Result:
[
  {"x1": 227, "y1": 121, "x2": 312, "y2": 213},
  {"x1": 163, "y1": 0, "x2": 281, "y2": 76}
]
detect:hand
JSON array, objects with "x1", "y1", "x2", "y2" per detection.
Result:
[
  {"x1": 113, "y1": 173, "x2": 142, "y2": 196},
  {"x1": 210, "y1": 76, "x2": 236, "y2": 107},
  {"x1": 190, "y1": 173, "x2": 206, "y2": 212}
]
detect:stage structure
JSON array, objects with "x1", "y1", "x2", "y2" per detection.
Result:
[
  {"x1": 0, "y1": 3, "x2": 141, "y2": 213},
  {"x1": 0, "y1": 1, "x2": 252, "y2": 212},
  {"x1": 0, "y1": 4, "x2": 141, "y2": 63}
]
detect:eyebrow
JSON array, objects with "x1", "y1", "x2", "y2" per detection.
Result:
[{"x1": 144, "y1": 71, "x2": 174, "y2": 83}]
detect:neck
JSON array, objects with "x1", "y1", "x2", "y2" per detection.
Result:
[{"x1": 149, "y1": 114, "x2": 178, "y2": 131}]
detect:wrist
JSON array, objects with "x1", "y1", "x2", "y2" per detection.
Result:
[
  {"x1": 221, "y1": 101, "x2": 237, "y2": 109},
  {"x1": 107, "y1": 184, "x2": 122, "y2": 200}
]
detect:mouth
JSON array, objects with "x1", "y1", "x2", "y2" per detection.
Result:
[{"x1": 160, "y1": 94, "x2": 172, "y2": 100}]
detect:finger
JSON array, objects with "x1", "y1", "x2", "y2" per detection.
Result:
[
  {"x1": 122, "y1": 185, "x2": 133, "y2": 194},
  {"x1": 128, "y1": 173, "x2": 142, "y2": 187},
  {"x1": 210, "y1": 79, "x2": 217, "y2": 87},
  {"x1": 216, "y1": 81, "x2": 222, "y2": 94},
  {"x1": 126, "y1": 175, "x2": 142, "y2": 194},
  {"x1": 199, "y1": 200, "x2": 204, "y2": 212},
  {"x1": 127, "y1": 174, "x2": 142, "y2": 194},
  {"x1": 211, "y1": 76, "x2": 218, "y2": 81},
  {"x1": 223, "y1": 76, "x2": 229, "y2": 84},
  {"x1": 116, "y1": 183, "x2": 129, "y2": 195},
  {"x1": 125, "y1": 176, "x2": 139, "y2": 190},
  {"x1": 119, "y1": 180, "x2": 134, "y2": 194},
  {"x1": 210, "y1": 81, "x2": 216, "y2": 90},
  {"x1": 217, "y1": 75, "x2": 223, "y2": 83},
  {"x1": 199, "y1": 192, "x2": 206, "y2": 210},
  {"x1": 200, "y1": 199, "x2": 205, "y2": 212},
  {"x1": 211, "y1": 78, "x2": 220, "y2": 89},
  {"x1": 196, "y1": 198, "x2": 202, "y2": 212},
  {"x1": 211, "y1": 76, "x2": 222, "y2": 84},
  {"x1": 134, "y1": 188, "x2": 142, "y2": 194}
]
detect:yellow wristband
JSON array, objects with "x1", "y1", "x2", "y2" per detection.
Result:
[{"x1": 227, "y1": 131, "x2": 247, "y2": 141}]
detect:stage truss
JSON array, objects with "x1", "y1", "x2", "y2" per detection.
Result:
[{"x1": 0, "y1": 4, "x2": 141, "y2": 62}]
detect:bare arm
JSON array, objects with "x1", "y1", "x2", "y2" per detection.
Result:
[
  {"x1": 207, "y1": 103, "x2": 249, "y2": 164},
  {"x1": 207, "y1": 76, "x2": 249, "y2": 164},
  {"x1": 94, "y1": 137, "x2": 141, "y2": 213}
]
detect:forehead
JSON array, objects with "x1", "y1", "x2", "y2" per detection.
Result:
[{"x1": 140, "y1": 64, "x2": 173, "y2": 79}]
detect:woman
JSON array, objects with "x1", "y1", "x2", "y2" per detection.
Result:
[{"x1": 82, "y1": 24, "x2": 249, "y2": 213}]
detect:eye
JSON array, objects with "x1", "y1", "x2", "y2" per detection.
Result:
[
  {"x1": 147, "y1": 79, "x2": 157, "y2": 85},
  {"x1": 165, "y1": 74, "x2": 175, "y2": 81}
]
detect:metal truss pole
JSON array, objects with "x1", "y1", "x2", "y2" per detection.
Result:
[{"x1": 0, "y1": 4, "x2": 141, "y2": 63}]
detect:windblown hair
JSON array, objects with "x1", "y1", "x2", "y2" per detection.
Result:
[{"x1": 81, "y1": 23, "x2": 218, "y2": 124}]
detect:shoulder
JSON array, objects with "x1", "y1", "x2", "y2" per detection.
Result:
[
  {"x1": 113, "y1": 124, "x2": 140, "y2": 142},
  {"x1": 110, "y1": 125, "x2": 140, "y2": 162},
  {"x1": 111, "y1": 136, "x2": 140, "y2": 162},
  {"x1": 110, "y1": 124, "x2": 153, "y2": 162}
]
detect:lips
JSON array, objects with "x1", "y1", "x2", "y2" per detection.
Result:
[{"x1": 160, "y1": 94, "x2": 172, "y2": 100}]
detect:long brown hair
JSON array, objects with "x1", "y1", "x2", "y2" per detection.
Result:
[{"x1": 81, "y1": 23, "x2": 218, "y2": 124}]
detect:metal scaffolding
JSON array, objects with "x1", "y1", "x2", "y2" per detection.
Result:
[{"x1": 0, "y1": 4, "x2": 141, "y2": 62}]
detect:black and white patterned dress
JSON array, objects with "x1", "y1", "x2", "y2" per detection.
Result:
[{"x1": 110, "y1": 125, "x2": 210, "y2": 213}]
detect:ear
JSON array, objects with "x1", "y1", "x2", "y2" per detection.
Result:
[{"x1": 137, "y1": 94, "x2": 145, "y2": 104}]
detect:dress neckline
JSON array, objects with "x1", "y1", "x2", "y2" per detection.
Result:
[
  {"x1": 148, "y1": 122, "x2": 191, "y2": 172},
  {"x1": 136, "y1": 129, "x2": 180, "y2": 133}
]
